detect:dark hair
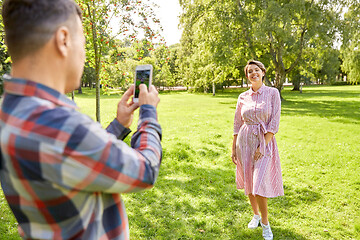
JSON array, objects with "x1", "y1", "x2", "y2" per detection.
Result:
[
  {"x1": 2, "y1": 0, "x2": 82, "y2": 61},
  {"x1": 244, "y1": 60, "x2": 266, "y2": 81}
]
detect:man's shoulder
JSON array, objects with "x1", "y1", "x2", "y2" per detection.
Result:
[
  {"x1": 1, "y1": 94, "x2": 92, "y2": 138},
  {"x1": 2, "y1": 93, "x2": 77, "y2": 119}
]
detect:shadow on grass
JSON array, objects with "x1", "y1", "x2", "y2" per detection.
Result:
[
  {"x1": 289, "y1": 88, "x2": 360, "y2": 99},
  {"x1": 124, "y1": 142, "x2": 315, "y2": 239},
  {"x1": 234, "y1": 228, "x2": 307, "y2": 240},
  {"x1": 271, "y1": 184, "x2": 322, "y2": 211},
  {"x1": 212, "y1": 86, "x2": 360, "y2": 124},
  {"x1": 281, "y1": 99, "x2": 360, "y2": 123}
]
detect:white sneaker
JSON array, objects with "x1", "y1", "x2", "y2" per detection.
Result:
[
  {"x1": 247, "y1": 215, "x2": 261, "y2": 229},
  {"x1": 260, "y1": 221, "x2": 273, "y2": 240}
]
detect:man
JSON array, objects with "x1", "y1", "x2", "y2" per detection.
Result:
[{"x1": 0, "y1": 0, "x2": 162, "y2": 239}]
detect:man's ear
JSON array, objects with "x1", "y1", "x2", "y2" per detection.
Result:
[{"x1": 54, "y1": 26, "x2": 71, "y2": 57}]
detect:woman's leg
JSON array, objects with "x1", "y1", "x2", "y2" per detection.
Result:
[
  {"x1": 248, "y1": 194, "x2": 260, "y2": 215},
  {"x1": 256, "y1": 195, "x2": 268, "y2": 224}
]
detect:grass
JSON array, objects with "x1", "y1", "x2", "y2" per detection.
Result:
[{"x1": 1, "y1": 85, "x2": 360, "y2": 239}]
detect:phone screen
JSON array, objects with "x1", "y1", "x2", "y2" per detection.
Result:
[{"x1": 135, "y1": 70, "x2": 151, "y2": 98}]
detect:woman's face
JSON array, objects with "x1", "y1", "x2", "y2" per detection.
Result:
[{"x1": 247, "y1": 64, "x2": 264, "y2": 83}]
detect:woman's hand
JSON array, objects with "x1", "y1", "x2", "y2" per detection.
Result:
[
  {"x1": 254, "y1": 147, "x2": 263, "y2": 161},
  {"x1": 232, "y1": 134, "x2": 238, "y2": 165},
  {"x1": 231, "y1": 148, "x2": 237, "y2": 165}
]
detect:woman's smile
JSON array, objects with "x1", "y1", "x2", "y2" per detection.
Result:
[{"x1": 251, "y1": 75, "x2": 260, "y2": 81}]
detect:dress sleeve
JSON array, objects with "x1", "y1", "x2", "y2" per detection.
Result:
[
  {"x1": 233, "y1": 95, "x2": 244, "y2": 135},
  {"x1": 267, "y1": 88, "x2": 281, "y2": 134}
]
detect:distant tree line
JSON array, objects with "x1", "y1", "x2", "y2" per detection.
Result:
[
  {"x1": 175, "y1": 0, "x2": 360, "y2": 97},
  {"x1": 1, "y1": 0, "x2": 360, "y2": 104}
]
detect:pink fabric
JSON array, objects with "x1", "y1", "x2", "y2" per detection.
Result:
[{"x1": 233, "y1": 85, "x2": 284, "y2": 198}]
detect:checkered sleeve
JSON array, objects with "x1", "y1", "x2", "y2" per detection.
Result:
[
  {"x1": 56, "y1": 105, "x2": 162, "y2": 193},
  {"x1": 106, "y1": 118, "x2": 132, "y2": 140}
]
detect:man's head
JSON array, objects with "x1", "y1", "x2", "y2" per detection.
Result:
[
  {"x1": 2, "y1": 0, "x2": 85, "y2": 92},
  {"x1": 2, "y1": 0, "x2": 82, "y2": 61}
]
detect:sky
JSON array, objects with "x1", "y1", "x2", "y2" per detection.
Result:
[{"x1": 151, "y1": 0, "x2": 183, "y2": 46}]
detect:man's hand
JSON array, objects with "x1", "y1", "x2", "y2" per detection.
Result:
[
  {"x1": 116, "y1": 85, "x2": 139, "y2": 128},
  {"x1": 139, "y1": 84, "x2": 160, "y2": 107}
]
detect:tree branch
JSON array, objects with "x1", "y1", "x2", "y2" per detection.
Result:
[
  {"x1": 285, "y1": 0, "x2": 314, "y2": 73},
  {"x1": 236, "y1": 0, "x2": 256, "y2": 59}
]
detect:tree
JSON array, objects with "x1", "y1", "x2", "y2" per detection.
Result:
[
  {"x1": 340, "y1": 1, "x2": 360, "y2": 83},
  {"x1": 76, "y1": 0, "x2": 163, "y2": 122},
  {"x1": 0, "y1": 5, "x2": 11, "y2": 95},
  {"x1": 179, "y1": 0, "x2": 251, "y2": 94},
  {"x1": 167, "y1": 44, "x2": 181, "y2": 88},
  {"x1": 178, "y1": 0, "x2": 342, "y2": 98},
  {"x1": 81, "y1": 62, "x2": 96, "y2": 88},
  {"x1": 152, "y1": 44, "x2": 172, "y2": 88}
]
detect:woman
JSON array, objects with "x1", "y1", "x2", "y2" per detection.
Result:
[{"x1": 232, "y1": 60, "x2": 284, "y2": 240}]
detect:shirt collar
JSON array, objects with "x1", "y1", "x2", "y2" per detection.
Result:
[
  {"x1": 250, "y1": 84, "x2": 265, "y2": 96},
  {"x1": 2, "y1": 74, "x2": 78, "y2": 110}
]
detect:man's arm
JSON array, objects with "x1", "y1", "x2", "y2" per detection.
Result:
[
  {"x1": 47, "y1": 85, "x2": 162, "y2": 193},
  {"x1": 106, "y1": 119, "x2": 132, "y2": 140}
]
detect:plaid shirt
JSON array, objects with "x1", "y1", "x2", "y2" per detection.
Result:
[{"x1": 0, "y1": 76, "x2": 162, "y2": 240}]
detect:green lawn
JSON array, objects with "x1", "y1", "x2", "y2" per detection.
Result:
[{"x1": 1, "y1": 85, "x2": 359, "y2": 239}]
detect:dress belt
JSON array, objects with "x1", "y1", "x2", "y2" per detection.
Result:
[{"x1": 244, "y1": 121, "x2": 267, "y2": 156}]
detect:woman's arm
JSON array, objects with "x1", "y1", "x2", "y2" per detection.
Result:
[
  {"x1": 267, "y1": 89, "x2": 281, "y2": 134},
  {"x1": 232, "y1": 134, "x2": 238, "y2": 164},
  {"x1": 233, "y1": 95, "x2": 244, "y2": 135}
]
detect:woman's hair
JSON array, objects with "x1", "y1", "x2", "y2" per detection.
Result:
[{"x1": 244, "y1": 60, "x2": 266, "y2": 81}]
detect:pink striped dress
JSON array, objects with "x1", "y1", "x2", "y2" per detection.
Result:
[{"x1": 233, "y1": 85, "x2": 284, "y2": 198}]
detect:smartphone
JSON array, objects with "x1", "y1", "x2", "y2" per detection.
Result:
[{"x1": 134, "y1": 64, "x2": 153, "y2": 103}]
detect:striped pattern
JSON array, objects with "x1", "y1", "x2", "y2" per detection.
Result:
[
  {"x1": 233, "y1": 85, "x2": 284, "y2": 198},
  {"x1": 0, "y1": 76, "x2": 162, "y2": 239}
]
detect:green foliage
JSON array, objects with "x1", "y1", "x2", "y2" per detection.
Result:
[
  {"x1": 77, "y1": 85, "x2": 360, "y2": 240},
  {"x1": 0, "y1": 8, "x2": 11, "y2": 94},
  {"x1": 340, "y1": 3, "x2": 360, "y2": 83},
  {"x1": 76, "y1": 0, "x2": 164, "y2": 121},
  {"x1": 1, "y1": 85, "x2": 360, "y2": 239},
  {"x1": 0, "y1": 189, "x2": 19, "y2": 239},
  {"x1": 79, "y1": 85, "x2": 360, "y2": 240},
  {"x1": 178, "y1": 0, "x2": 345, "y2": 95}
]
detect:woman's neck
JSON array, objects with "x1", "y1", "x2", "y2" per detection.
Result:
[{"x1": 251, "y1": 82, "x2": 263, "y2": 92}]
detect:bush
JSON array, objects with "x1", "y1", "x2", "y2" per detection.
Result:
[{"x1": 330, "y1": 81, "x2": 358, "y2": 86}]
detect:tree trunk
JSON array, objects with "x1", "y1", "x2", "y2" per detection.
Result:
[
  {"x1": 274, "y1": 66, "x2": 286, "y2": 100},
  {"x1": 77, "y1": 86, "x2": 83, "y2": 94},
  {"x1": 71, "y1": 91, "x2": 75, "y2": 101},
  {"x1": 95, "y1": 73, "x2": 101, "y2": 123},
  {"x1": 264, "y1": 76, "x2": 272, "y2": 87},
  {"x1": 212, "y1": 82, "x2": 215, "y2": 96},
  {"x1": 236, "y1": 0, "x2": 256, "y2": 59},
  {"x1": 292, "y1": 77, "x2": 301, "y2": 91},
  {"x1": 88, "y1": 4, "x2": 101, "y2": 123},
  {"x1": 292, "y1": 83, "x2": 300, "y2": 91}
]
